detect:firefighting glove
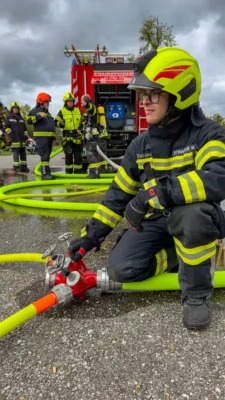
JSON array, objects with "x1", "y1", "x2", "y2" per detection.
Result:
[
  {"x1": 68, "y1": 220, "x2": 112, "y2": 261},
  {"x1": 68, "y1": 237, "x2": 96, "y2": 262},
  {"x1": 125, "y1": 186, "x2": 162, "y2": 233}
]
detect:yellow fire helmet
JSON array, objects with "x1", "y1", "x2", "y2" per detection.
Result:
[
  {"x1": 10, "y1": 101, "x2": 20, "y2": 110},
  {"x1": 128, "y1": 47, "x2": 201, "y2": 110},
  {"x1": 63, "y1": 92, "x2": 75, "y2": 103}
]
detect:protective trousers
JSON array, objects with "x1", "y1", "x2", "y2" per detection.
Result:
[
  {"x1": 11, "y1": 146, "x2": 27, "y2": 171},
  {"x1": 35, "y1": 137, "x2": 53, "y2": 177},
  {"x1": 64, "y1": 142, "x2": 83, "y2": 174},
  {"x1": 86, "y1": 138, "x2": 108, "y2": 177},
  {"x1": 107, "y1": 202, "x2": 221, "y2": 299}
]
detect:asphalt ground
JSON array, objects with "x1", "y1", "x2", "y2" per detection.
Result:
[{"x1": 0, "y1": 154, "x2": 225, "y2": 400}]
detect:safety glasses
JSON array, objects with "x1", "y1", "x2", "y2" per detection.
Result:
[{"x1": 139, "y1": 90, "x2": 163, "y2": 103}]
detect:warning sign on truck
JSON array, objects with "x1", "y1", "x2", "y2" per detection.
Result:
[{"x1": 91, "y1": 71, "x2": 133, "y2": 84}]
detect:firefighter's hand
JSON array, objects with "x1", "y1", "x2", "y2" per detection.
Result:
[
  {"x1": 125, "y1": 187, "x2": 159, "y2": 232},
  {"x1": 125, "y1": 198, "x2": 147, "y2": 233},
  {"x1": 68, "y1": 237, "x2": 96, "y2": 262},
  {"x1": 39, "y1": 112, "x2": 47, "y2": 118}
]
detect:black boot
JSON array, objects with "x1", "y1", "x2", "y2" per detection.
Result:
[
  {"x1": 42, "y1": 174, "x2": 55, "y2": 180},
  {"x1": 182, "y1": 297, "x2": 212, "y2": 330},
  {"x1": 86, "y1": 169, "x2": 100, "y2": 179},
  {"x1": 65, "y1": 168, "x2": 73, "y2": 174},
  {"x1": 13, "y1": 166, "x2": 21, "y2": 172},
  {"x1": 20, "y1": 166, "x2": 30, "y2": 173},
  {"x1": 41, "y1": 165, "x2": 55, "y2": 180}
]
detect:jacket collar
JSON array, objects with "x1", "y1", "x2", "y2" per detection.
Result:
[{"x1": 149, "y1": 105, "x2": 206, "y2": 139}]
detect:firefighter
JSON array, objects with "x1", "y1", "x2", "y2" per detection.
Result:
[
  {"x1": 81, "y1": 95, "x2": 109, "y2": 178},
  {"x1": 0, "y1": 102, "x2": 10, "y2": 151},
  {"x1": 0, "y1": 102, "x2": 8, "y2": 130},
  {"x1": 68, "y1": 47, "x2": 225, "y2": 330},
  {"x1": 55, "y1": 92, "x2": 83, "y2": 174},
  {"x1": 27, "y1": 93, "x2": 55, "y2": 180},
  {"x1": 4, "y1": 102, "x2": 30, "y2": 172}
]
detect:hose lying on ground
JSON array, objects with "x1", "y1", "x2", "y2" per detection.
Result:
[{"x1": 0, "y1": 179, "x2": 111, "y2": 211}]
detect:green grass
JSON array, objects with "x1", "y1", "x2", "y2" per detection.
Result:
[
  {"x1": 0, "y1": 149, "x2": 12, "y2": 156},
  {"x1": 0, "y1": 145, "x2": 62, "y2": 156}
]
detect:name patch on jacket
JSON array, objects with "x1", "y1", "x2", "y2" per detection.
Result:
[
  {"x1": 172, "y1": 144, "x2": 198, "y2": 156},
  {"x1": 136, "y1": 153, "x2": 152, "y2": 159}
]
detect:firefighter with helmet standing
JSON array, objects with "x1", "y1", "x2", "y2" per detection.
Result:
[
  {"x1": 27, "y1": 93, "x2": 55, "y2": 180},
  {"x1": 68, "y1": 47, "x2": 225, "y2": 330},
  {"x1": 4, "y1": 102, "x2": 29, "y2": 172},
  {"x1": 81, "y1": 94, "x2": 109, "y2": 178},
  {"x1": 55, "y1": 92, "x2": 83, "y2": 174},
  {"x1": 0, "y1": 102, "x2": 10, "y2": 151}
]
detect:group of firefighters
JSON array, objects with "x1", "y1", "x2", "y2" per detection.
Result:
[{"x1": 0, "y1": 93, "x2": 109, "y2": 179}]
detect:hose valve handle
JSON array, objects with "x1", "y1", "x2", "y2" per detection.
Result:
[
  {"x1": 58, "y1": 232, "x2": 73, "y2": 247},
  {"x1": 41, "y1": 244, "x2": 57, "y2": 259}
]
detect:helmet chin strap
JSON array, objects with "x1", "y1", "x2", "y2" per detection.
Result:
[{"x1": 156, "y1": 95, "x2": 181, "y2": 127}]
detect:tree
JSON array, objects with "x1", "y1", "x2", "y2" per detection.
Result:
[
  {"x1": 207, "y1": 113, "x2": 225, "y2": 127},
  {"x1": 127, "y1": 52, "x2": 136, "y2": 63},
  {"x1": 20, "y1": 104, "x2": 31, "y2": 119},
  {"x1": 20, "y1": 104, "x2": 33, "y2": 136},
  {"x1": 139, "y1": 16, "x2": 176, "y2": 54}
]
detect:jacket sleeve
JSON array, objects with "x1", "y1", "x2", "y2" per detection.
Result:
[
  {"x1": 4, "y1": 116, "x2": 11, "y2": 133},
  {"x1": 78, "y1": 113, "x2": 84, "y2": 130},
  {"x1": 27, "y1": 109, "x2": 42, "y2": 125},
  {"x1": 82, "y1": 139, "x2": 141, "y2": 238},
  {"x1": 55, "y1": 110, "x2": 64, "y2": 128},
  {"x1": 156, "y1": 121, "x2": 225, "y2": 207}
]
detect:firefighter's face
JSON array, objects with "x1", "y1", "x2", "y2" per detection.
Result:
[
  {"x1": 142, "y1": 90, "x2": 169, "y2": 124},
  {"x1": 81, "y1": 97, "x2": 86, "y2": 107},
  {"x1": 67, "y1": 100, "x2": 74, "y2": 108},
  {"x1": 12, "y1": 106, "x2": 19, "y2": 114},
  {"x1": 43, "y1": 101, "x2": 49, "y2": 109}
]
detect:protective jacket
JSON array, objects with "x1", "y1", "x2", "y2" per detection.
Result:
[
  {"x1": 0, "y1": 107, "x2": 8, "y2": 130},
  {"x1": 55, "y1": 106, "x2": 83, "y2": 144},
  {"x1": 4, "y1": 113, "x2": 28, "y2": 145},
  {"x1": 82, "y1": 106, "x2": 225, "y2": 239},
  {"x1": 27, "y1": 105, "x2": 55, "y2": 137},
  {"x1": 84, "y1": 103, "x2": 109, "y2": 139}
]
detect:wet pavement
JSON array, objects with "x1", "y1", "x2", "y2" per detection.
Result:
[{"x1": 1, "y1": 158, "x2": 225, "y2": 400}]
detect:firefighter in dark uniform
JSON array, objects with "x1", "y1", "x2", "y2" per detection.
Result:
[
  {"x1": 68, "y1": 47, "x2": 225, "y2": 330},
  {"x1": 27, "y1": 93, "x2": 55, "y2": 180},
  {"x1": 0, "y1": 102, "x2": 10, "y2": 151},
  {"x1": 4, "y1": 102, "x2": 29, "y2": 172},
  {"x1": 55, "y1": 92, "x2": 83, "y2": 174},
  {"x1": 81, "y1": 95, "x2": 109, "y2": 178}
]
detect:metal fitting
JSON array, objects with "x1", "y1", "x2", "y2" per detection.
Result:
[
  {"x1": 42, "y1": 244, "x2": 57, "y2": 259},
  {"x1": 45, "y1": 270, "x2": 56, "y2": 291},
  {"x1": 63, "y1": 257, "x2": 72, "y2": 274},
  {"x1": 58, "y1": 232, "x2": 73, "y2": 247},
  {"x1": 96, "y1": 268, "x2": 122, "y2": 293},
  {"x1": 66, "y1": 271, "x2": 80, "y2": 287},
  {"x1": 51, "y1": 284, "x2": 73, "y2": 305}
]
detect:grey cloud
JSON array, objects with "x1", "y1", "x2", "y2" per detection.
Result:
[
  {"x1": 0, "y1": 0, "x2": 50, "y2": 26},
  {"x1": 1, "y1": 0, "x2": 225, "y2": 114}
]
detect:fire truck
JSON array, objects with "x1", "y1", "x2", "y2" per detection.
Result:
[{"x1": 64, "y1": 44, "x2": 148, "y2": 158}]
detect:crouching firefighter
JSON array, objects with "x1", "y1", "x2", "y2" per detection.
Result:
[
  {"x1": 55, "y1": 92, "x2": 83, "y2": 174},
  {"x1": 4, "y1": 102, "x2": 29, "y2": 172},
  {"x1": 27, "y1": 93, "x2": 55, "y2": 180},
  {"x1": 81, "y1": 95, "x2": 109, "y2": 178},
  {"x1": 68, "y1": 47, "x2": 225, "y2": 330}
]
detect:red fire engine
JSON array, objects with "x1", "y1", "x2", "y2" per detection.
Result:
[{"x1": 64, "y1": 44, "x2": 148, "y2": 158}]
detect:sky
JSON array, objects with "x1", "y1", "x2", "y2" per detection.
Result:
[{"x1": 1, "y1": 0, "x2": 225, "y2": 117}]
